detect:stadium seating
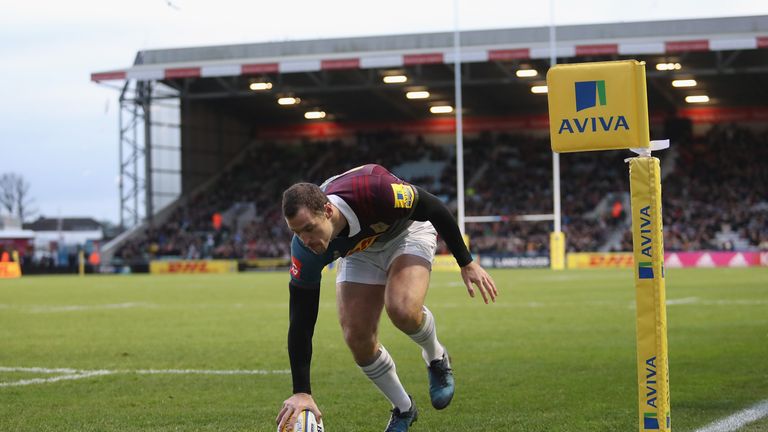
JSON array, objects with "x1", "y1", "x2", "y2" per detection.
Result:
[{"x1": 114, "y1": 123, "x2": 768, "y2": 263}]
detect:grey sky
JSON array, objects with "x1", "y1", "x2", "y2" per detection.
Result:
[{"x1": 1, "y1": 0, "x2": 767, "y2": 223}]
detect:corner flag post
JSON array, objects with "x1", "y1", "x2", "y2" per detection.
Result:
[
  {"x1": 629, "y1": 155, "x2": 670, "y2": 431},
  {"x1": 546, "y1": 60, "x2": 671, "y2": 431},
  {"x1": 79, "y1": 250, "x2": 86, "y2": 277}
]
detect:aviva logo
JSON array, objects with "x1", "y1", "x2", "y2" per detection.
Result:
[
  {"x1": 638, "y1": 261, "x2": 654, "y2": 279},
  {"x1": 575, "y1": 80, "x2": 607, "y2": 111},
  {"x1": 558, "y1": 79, "x2": 629, "y2": 134},
  {"x1": 644, "y1": 412, "x2": 659, "y2": 430}
]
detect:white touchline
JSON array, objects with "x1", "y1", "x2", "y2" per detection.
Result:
[
  {"x1": 0, "y1": 371, "x2": 114, "y2": 387},
  {"x1": 694, "y1": 400, "x2": 768, "y2": 432},
  {"x1": 0, "y1": 367, "x2": 80, "y2": 374},
  {"x1": 28, "y1": 302, "x2": 153, "y2": 313},
  {"x1": 133, "y1": 369, "x2": 290, "y2": 375},
  {"x1": 0, "y1": 366, "x2": 290, "y2": 388}
]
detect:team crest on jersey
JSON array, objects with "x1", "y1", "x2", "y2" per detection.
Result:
[
  {"x1": 290, "y1": 256, "x2": 302, "y2": 278},
  {"x1": 370, "y1": 222, "x2": 390, "y2": 233},
  {"x1": 391, "y1": 184, "x2": 414, "y2": 209}
]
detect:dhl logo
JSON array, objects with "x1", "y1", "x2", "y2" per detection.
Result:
[
  {"x1": 588, "y1": 255, "x2": 634, "y2": 267},
  {"x1": 166, "y1": 262, "x2": 209, "y2": 273},
  {"x1": 0, "y1": 262, "x2": 22, "y2": 278},
  {"x1": 150, "y1": 260, "x2": 236, "y2": 274}
]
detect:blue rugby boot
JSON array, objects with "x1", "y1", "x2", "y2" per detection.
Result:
[
  {"x1": 384, "y1": 396, "x2": 418, "y2": 432},
  {"x1": 427, "y1": 351, "x2": 454, "y2": 410}
]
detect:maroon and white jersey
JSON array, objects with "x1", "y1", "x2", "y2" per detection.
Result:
[{"x1": 320, "y1": 164, "x2": 420, "y2": 256}]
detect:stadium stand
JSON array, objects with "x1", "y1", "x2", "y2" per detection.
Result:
[
  {"x1": 115, "y1": 134, "x2": 441, "y2": 263},
  {"x1": 80, "y1": 14, "x2": 768, "y2": 270},
  {"x1": 621, "y1": 124, "x2": 768, "y2": 251},
  {"x1": 113, "y1": 123, "x2": 767, "y2": 265}
]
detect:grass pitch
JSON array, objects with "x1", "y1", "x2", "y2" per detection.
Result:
[{"x1": 0, "y1": 267, "x2": 766, "y2": 431}]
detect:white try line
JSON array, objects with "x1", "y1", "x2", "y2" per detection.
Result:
[
  {"x1": 0, "y1": 366, "x2": 290, "y2": 388},
  {"x1": 629, "y1": 298, "x2": 768, "y2": 309},
  {"x1": 694, "y1": 399, "x2": 768, "y2": 432}
]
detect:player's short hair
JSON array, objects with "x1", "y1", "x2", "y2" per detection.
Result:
[{"x1": 282, "y1": 183, "x2": 328, "y2": 218}]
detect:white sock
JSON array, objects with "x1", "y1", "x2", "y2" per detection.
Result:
[
  {"x1": 407, "y1": 306, "x2": 445, "y2": 365},
  {"x1": 359, "y1": 346, "x2": 411, "y2": 412}
]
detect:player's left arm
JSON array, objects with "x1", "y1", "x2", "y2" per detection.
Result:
[
  {"x1": 287, "y1": 281, "x2": 320, "y2": 395},
  {"x1": 410, "y1": 186, "x2": 498, "y2": 303},
  {"x1": 278, "y1": 281, "x2": 323, "y2": 430},
  {"x1": 278, "y1": 237, "x2": 327, "y2": 430}
]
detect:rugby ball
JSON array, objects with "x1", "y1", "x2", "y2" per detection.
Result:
[{"x1": 278, "y1": 409, "x2": 324, "y2": 432}]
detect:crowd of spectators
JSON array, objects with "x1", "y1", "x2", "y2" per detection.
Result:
[
  {"x1": 619, "y1": 124, "x2": 768, "y2": 251},
  {"x1": 462, "y1": 133, "x2": 630, "y2": 254},
  {"x1": 116, "y1": 133, "x2": 444, "y2": 263},
  {"x1": 115, "y1": 123, "x2": 768, "y2": 264}
]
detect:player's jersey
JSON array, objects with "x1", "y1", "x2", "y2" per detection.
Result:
[{"x1": 290, "y1": 164, "x2": 420, "y2": 288}]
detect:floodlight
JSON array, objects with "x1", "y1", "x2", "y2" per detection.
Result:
[
  {"x1": 685, "y1": 95, "x2": 709, "y2": 103},
  {"x1": 406, "y1": 91, "x2": 430, "y2": 99},
  {"x1": 383, "y1": 75, "x2": 408, "y2": 84},
  {"x1": 430, "y1": 105, "x2": 453, "y2": 114}
]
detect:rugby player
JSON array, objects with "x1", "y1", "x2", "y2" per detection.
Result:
[{"x1": 276, "y1": 164, "x2": 497, "y2": 432}]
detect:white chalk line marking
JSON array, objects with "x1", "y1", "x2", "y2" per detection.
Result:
[
  {"x1": 0, "y1": 366, "x2": 289, "y2": 387},
  {"x1": 694, "y1": 399, "x2": 768, "y2": 432},
  {"x1": 430, "y1": 272, "x2": 629, "y2": 287},
  {"x1": 0, "y1": 303, "x2": 291, "y2": 312},
  {"x1": 440, "y1": 298, "x2": 767, "y2": 309},
  {"x1": 0, "y1": 370, "x2": 114, "y2": 387},
  {"x1": 2, "y1": 297, "x2": 763, "y2": 314},
  {"x1": 0, "y1": 366, "x2": 80, "y2": 374},
  {"x1": 0, "y1": 303, "x2": 157, "y2": 313},
  {"x1": 28, "y1": 302, "x2": 154, "y2": 313},
  {"x1": 629, "y1": 298, "x2": 768, "y2": 309},
  {"x1": 132, "y1": 369, "x2": 289, "y2": 375},
  {"x1": 666, "y1": 297, "x2": 701, "y2": 305}
]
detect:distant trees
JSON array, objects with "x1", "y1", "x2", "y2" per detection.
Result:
[{"x1": 0, "y1": 173, "x2": 36, "y2": 222}]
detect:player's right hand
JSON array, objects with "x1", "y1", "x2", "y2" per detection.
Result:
[
  {"x1": 276, "y1": 393, "x2": 321, "y2": 432},
  {"x1": 460, "y1": 260, "x2": 498, "y2": 304}
]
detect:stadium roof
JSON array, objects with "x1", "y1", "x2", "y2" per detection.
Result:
[
  {"x1": 92, "y1": 15, "x2": 768, "y2": 124},
  {"x1": 24, "y1": 218, "x2": 103, "y2": 232}
]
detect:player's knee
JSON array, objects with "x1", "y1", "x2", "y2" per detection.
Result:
[
  {"x1": 386, "y1": 303, "x2": 421, "y2": 332},
  {"x1": 342, "y1": 326, "x2": 376, "y2": 354}
]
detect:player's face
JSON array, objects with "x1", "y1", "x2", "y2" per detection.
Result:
[{"x1": 286, "y1": 205, "x2": 334, "y2": 254}]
